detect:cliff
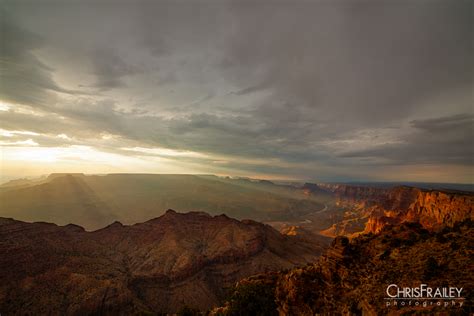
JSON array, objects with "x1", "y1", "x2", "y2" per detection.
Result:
[
  {"x1": 213, "y1": 220, "x2": 474, "y2": 315},
  {"x1": 363, "y1": 188, "x2": 473, "y2": 233},
  {"x1": 406, "y1": 189, "x2": 474, "y2": 229},
  {"x1": 317, "y1": 184, "x2": 473, "y2": 234}
]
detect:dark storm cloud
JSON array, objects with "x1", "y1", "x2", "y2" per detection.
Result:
[
  {"x1": 1, "y1": 0, "x2": 472, "y2": 181},
  {"x1": 0, "y1": 14, "x2": 56, "y2": 105},
  {"x1": 411, "y1": 114, "x2": 474, "y2": 132},
  {"x1": 0, "y1": 11, "x2": 88, "y2": 106},
  {"x1": 91, "y1": 49, "x2": 140, "y2": 90},
  {"x1": 230, "y1": 82, "x2": 270, "y2": 96},
  {"x1": 340, "y1": 114, "x2": 474, "y2": 165},
  {"x1": 219, "y1": 0, "x2": 472, "y2": 127}
]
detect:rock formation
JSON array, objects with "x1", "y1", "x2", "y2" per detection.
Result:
[
  {"x1": 0, "y1": 210, "x2": 324, "y2": 314},
  {"x1": 317, "y1": 184, "x2": 473, "y2": 234},
  {"x1": 214, "y1": 220, "x2": 473, "y2": 315}
]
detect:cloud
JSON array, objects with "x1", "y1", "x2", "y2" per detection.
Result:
[
  {"x1": 0, "y1": 0, "x2": 472, "y2": 182},
  {"x1": 230, "y1": 82, "x2": 270, "y2": 96},
  {"x1": 340, "y1": 114, "x2": 474, "y2": 165},
  {"x1": 91, "y1": 49, "x2": 140, "y2": 90},
  {"x1": 0, "y1": 11, "x2": 90, "y2": 107},
  {"x1": 219, "y1": 0, "x2": 472, "y2": 127}
]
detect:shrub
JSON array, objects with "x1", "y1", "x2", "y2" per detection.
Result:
[
  {"x1": 389, "y1": 238, "x2": 402, "y2": 248},
  {"x1": 225, "y1": 281, "x2": 278, "y2": 316},
  {"x1": 423, "y1": 257, "x2": 439, "y2": 280},
  {"x1": 177, "y1": 306, "x2": 201, "y2": 316},
  {"x1": 450, "y1": 241, "x2": 460, "y2": 251}
]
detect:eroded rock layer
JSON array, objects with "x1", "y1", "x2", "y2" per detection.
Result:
[
  {"x1": 0, "y1": 210, "x2": 323, "y2": 314},
  {"x1": 213, "y1": 220, "x2": 473, "y2": 315},
  {"x1": 318, "y1": 184, "x2": 473, "y2": 234}
]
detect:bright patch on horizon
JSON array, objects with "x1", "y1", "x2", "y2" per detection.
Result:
[
  {"x1": 0, "y1": 139, "x2": 39, "y2": 146},
  {"x1": 0, "y1": 102, "x2": 10, "y2": 111},
  {"x1": 0, "y1": 145, "x2": 209, "y2": 180},
  {"x1": 2, "y1": 146, "x2": 135, "y2": 164},
  {"x1": 0, "y1": 129, "x2": 41, "y2": 137}
]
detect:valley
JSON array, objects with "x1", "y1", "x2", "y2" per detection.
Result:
[
  {"x1": 0, "y1": 173, "x2": 472, "y2": 314},
  {"x1": 0, "y1": 174, "x2": 326, "y2": 230}
]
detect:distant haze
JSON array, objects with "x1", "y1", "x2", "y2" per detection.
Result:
[
  {"x1": 0, "y1": 173, "x2": 330, "y2": 230},
  {"x1": 0, "y1": 0, "x2": 472, "y2": 183}
]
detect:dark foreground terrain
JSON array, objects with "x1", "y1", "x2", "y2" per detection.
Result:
[
  {"x1": 0, "y1": 210, "x2": 323, "y2": 314},
  {"x1": 212, "y1": 220, "x2": 473, "y2": 315}
]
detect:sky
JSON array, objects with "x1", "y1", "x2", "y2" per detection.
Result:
[{"x1": 0, "y1": 0, "x2": 472, "y2": 183}]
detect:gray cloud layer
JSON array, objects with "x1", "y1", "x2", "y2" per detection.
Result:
[{"x1": 0, "y1": 0, "x2": 472, "y2": 182}]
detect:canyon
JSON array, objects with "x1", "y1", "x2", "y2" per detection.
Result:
[
  {"x1": 0, "y1": 174, "x2": 325, "y2": 230},
  {"x1": 214, "y1": 219, "x2": 473, "y2": 315},
  {"x1": 317, "y1": 184, "x2": 473, "y2": 235},
  {"x1": 0, "y1": 210, "x2": 323, "y2": 314},
  {"x1": 0, "y1": 174, "x2": 472, "y2": 314}
]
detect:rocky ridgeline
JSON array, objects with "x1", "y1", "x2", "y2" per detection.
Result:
[
  {"x1": 209, "y1": 184, "x2": 474, "y2": 315},
  {"x1": 213, "y1": 220, "x2": 473, "y2": 315},
  {"x1": 0, "y1": 210, "x2": 323, "y2": 314}
]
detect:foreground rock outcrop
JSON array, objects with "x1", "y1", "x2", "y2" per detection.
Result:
[
  {"x1": 0, "y1": 210, "x2": 324, "y2": 314},
  {"x1": 214, "y1": 220, "x2": 474, "y2": 315}
]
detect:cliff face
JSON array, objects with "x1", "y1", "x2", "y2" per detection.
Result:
[
  {"x1": 277, "y1": 220, "x2": 474, "y2": 315},
  {"x1": 407, "y1": 190, "x2": 474, "y2": 229},
  {"x1": 214, "y1": 220, "x2": 474, "y2": 315},
  {"x1": 363, "y1": 188, "x2": 474, "y2": 234},
  {"x1": 0, "y1": 210, "x2": 324, "y2": 314},
  {"x1": 318, "y1": 184, "x2": 473, "y2": 234},
  {"x1": 317, "y1": 183, "x2": 390, "y2": 207},
  {"x1": 209, "y1": 184, "x2": 474, "y2": 315},
  {"x1": 318, "y1": 184, "x2": 420, "y2": 210}
]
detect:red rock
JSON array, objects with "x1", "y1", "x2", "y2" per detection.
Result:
[{"x1": 0, "y1": 210, "x2": 324, "y2": 314}]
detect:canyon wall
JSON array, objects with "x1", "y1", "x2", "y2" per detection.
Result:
[
  {"x1": 213, "y1": 220, "x2": 473, "y2": 315},
  {"x1": 318, "y1": 184, "x2": 473, "y2": 234}
]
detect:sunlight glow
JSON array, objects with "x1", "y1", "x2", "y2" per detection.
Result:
[
  {"x1": 0, "y1": 139, "x2": 39, "y2": 146},
  {"x1": 0, "y1": 145, "x2": 209, "y2": 182},
  {"x1": 0, "y1": 129, "x2": 41, "y2": 137},
  {"x1": 122, "y1": 146, "x2": 209, "y2": 158},
  {"x1": 1, "y1": 146, "x2": 133, "y2": 164},
  {"x1": 57, "y1": 133, "x2": 71, "y2": 140},
  {"x1": 0, "y1": 102, "x2": 10, "y2": 111}
]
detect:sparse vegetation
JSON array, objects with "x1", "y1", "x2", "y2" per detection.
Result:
[
  {"x1": 177, "y1": 306, "x2": 202, "y2": 316},
  {"x1": 225, "y1": 279, "x2": 278, "y2": 316},
  {"x1": 213, "y1": 220, "x2": 474, "y2": 315},
  {"x1": 424, "y1": 257, "x2": 439, "y2": 279}
]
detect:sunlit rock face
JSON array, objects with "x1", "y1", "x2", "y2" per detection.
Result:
[
  {"x1": 406, "y1": 190, "x2": 474, "y2": 229},
  {"x1": 214, "y1": 220, "x2": 473, "y2": 315},
  {"x1": 318, "y1": 184, "x2": 473, "y2": 234},
  {"x1": 362, "y1": 188, "x2": 473, "y2": 234},
  {"x1": 276, "y1": 220, "x2": 473, "y2": 315},
  {"x1": 0, "y1": 210, "x2": 324, "y2": 314}
]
